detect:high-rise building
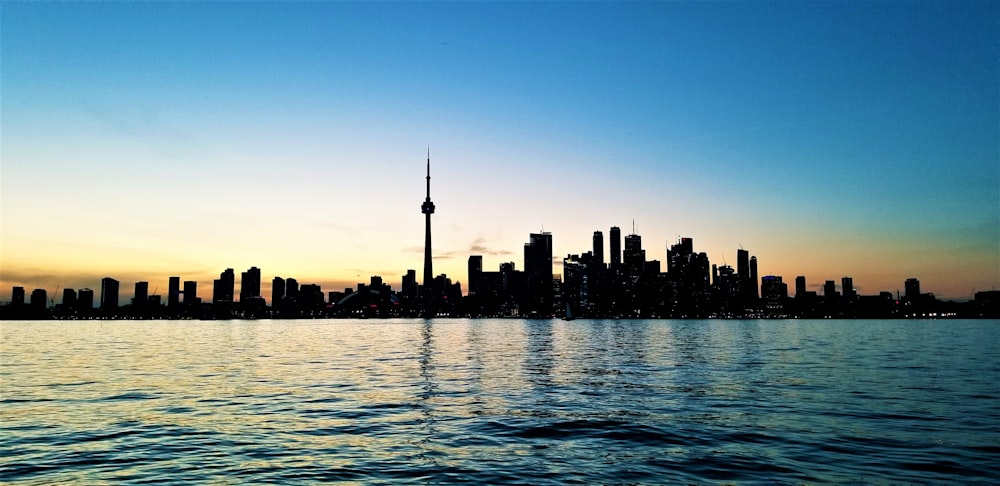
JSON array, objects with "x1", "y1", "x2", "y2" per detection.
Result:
[
  {"x1": 842, "y1": 277, "x2": 855, "y2": 299},
  {"x1": 524, "y1": 232, "x2": 553, "y2": 280},
  {"x1": 240, "y1": 266, "x2": 261, "y2": 302},
  {"x1": 468, "y1": 255, "x2": 483, "y2": 296},
  {"x1": 62, "y1": 288, "x2": 77, "y2": 308},
  {"x1": 134, "y1": 281, "x2": 149, "y2": 307},
  {"x1": 214, "y1": 268, "x2": 235, "y2": 304},
  {"x1": 30, "y1": 288, "x2": 47, "y2": 310},
  {"x1": 77, "y1": 288, "x2": 94, "y2": 310},
  {"x1": 286, "y1": 278, "x2": 299, "y2": 300},
  {"x1": 609, "y1": 227, "x2": 622, "y2": 269},
  {"x1": 795, "y1": 276, "x2": 807, "y2": 297},
  {"x1": 905, "y1": 278, "x2": 921, "y2": 301},
  {"x1": 592, "y1": 231, "x2": 604, "y2": 266},
  {"x1": 761, "y1": 276, "x2": 788, "y2": 313},
  {"x1": 101, "y1": 277, "x2": 120, "y2": 310},
  {"x1": 12, "y1": 286, "x2": 25, "y2": 305},
  {"x1": 749, "y1": 256, "x2": 759, "y2": 300},
  {"x1": 824, "y1": 280, "x2": 838, "y2": 299},
  {"x1": 168, "y1": 276, "x2": 181, "y2": 307},
  {"x1": 623, "y1": 233, "x2": 645, "y2": 275},
  {"x1": 183, "y1": 281, "x2": 197, "y2": 305},
  {"x1": 524, "y1": 232, "x2": 553, "y2": 313},
  {"x1": 421, "y1": 149, "x2": 436, "y2": 288},
  {"x1": 737, "y1": 249, "x2": 750, "y2": 282},
  {"x1": 272, "y1": 277, "x2": 285, "y2": 307}
]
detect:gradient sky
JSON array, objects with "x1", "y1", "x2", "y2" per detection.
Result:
[{"x1": 2, "y1": 1, "x2": 997, "y2": 303}]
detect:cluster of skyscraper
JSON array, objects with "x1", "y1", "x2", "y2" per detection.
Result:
[{"x1": 2, "y1": 154, "x2": 997, "y2": 319}]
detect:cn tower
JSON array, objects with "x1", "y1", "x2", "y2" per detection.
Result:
[{"x1": 421, "y1": 148, "x2": 435, "y2": 288}]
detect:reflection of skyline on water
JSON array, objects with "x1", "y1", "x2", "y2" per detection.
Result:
[{"x1": 2, "y1": 319, "x2": 998, "y2": 483}]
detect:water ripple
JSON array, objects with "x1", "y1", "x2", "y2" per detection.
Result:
[{"x1": 1, "y1": 318, "x2": 998, "y2": 483}]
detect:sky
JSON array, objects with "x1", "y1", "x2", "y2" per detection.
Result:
[{"x1": 1, "y1": 1, "x2": 997, "y2": 303}]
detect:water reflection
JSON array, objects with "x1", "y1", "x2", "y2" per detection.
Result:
[{"x1": 1, "y1": 319, "x2": 998, "y2": 483}]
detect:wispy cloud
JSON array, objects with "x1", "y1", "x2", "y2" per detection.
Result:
[{"x1": 405, "y1": 237, "x2": 515, "y2": 261}]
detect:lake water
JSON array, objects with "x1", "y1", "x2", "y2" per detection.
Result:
[{"x1": 1, "y1": 319, "x2": 998, "y2": 483}]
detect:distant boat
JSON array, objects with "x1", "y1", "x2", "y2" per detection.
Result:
[{"x1": 563, "y1": 303, "x2": 575, "y2": 321}]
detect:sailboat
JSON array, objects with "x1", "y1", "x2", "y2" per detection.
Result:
[{"x1": 563, "y1": 302, "x2": 575, "y2": 321}]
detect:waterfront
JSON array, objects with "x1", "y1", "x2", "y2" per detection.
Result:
[{"x1": 2, "y1": 319, "x2": 998, "y2": 483}]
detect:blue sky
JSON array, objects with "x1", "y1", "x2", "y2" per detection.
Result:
[{"x1": 2, "y1": 1, "x2": 997, "y2": 301}]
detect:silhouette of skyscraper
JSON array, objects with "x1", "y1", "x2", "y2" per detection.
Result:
[
  {"x1": 749, "y1": 256, "x2": 759, "y2": 299},
  {"x1": 824, "y1": 280, "x2": 838, "y2": 300},
  {"x1": 795, "y1": 276, "x2": 807, "y2": 297},
  {"x1": 213, "y1": 268, "x2": 235, "y2": 304},
  {"x1": 421, "y1": 149, "x2": 436, "y2": 288},
  {"x1": 593, "y1": 231, "x2": 604, "y2": 266},
  {"x1": 62, "y1": 288, "x2": 77, "y2": 308},
  {"x1": 623, "y1": 233, "x2": 645, "y2": 275},
  {"x1": 134, "y1": 281, "x2": 149, "y2": 307},
  {"x1": 842, "y1": 277, "x2": 855, "y2": 299},
  {"x1": 524, "y1": 232, "x2": 553, "y2": 314},
  {"x1": 77, "y1": 288, "x2": 94, "y2": 310},
  {"x1": 905, "y1": 278, "x2": 920, "y2": 300},
  {"x1": 468, "y1": 255, "x2": 483, "y2": 296},
  {"x1": 168, "y1": 276, "x2": 181, "y2": 307},
  {"x1": 30, "y1": 288, "x2": 47, "y2": 310},
  {"x1": 11, "y1": 286, "x2": 25, "y2": 306},
  {"x1": 737, "y1": 249, "x2": 750, "y2": 282},
  {"x1": 609, "y1": 226, "x2": 622, "y2": 269},
  {"x1": 101, "y1": 277, "x2": 119, "y2": 310},
  {"x1": 240, "y1": 266, "x2": 261, "y2": 302},
  {"x1": 183, "y1": 281, "x2": 197, "y2": 305},
  {"x1": 272, "y1": 277, "x2": 285, "y2": 307}
]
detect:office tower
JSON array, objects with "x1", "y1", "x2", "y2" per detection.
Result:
[
  {"x1": 214, "y1": 268, "x2": 235, "y2": 304},
  {"x1": 749, "y1": 256, "x2": 759, "y2": 299},
  {"x1": 761, "y1": 276, "x2": 787, "y2": 298},
  {"x1": 183, "y1": 281, "x2": 197, "y2": 305},
  {"x1": 524, "y1": 232, "x2": 554, "y2": 313},
  {"x1": 78, "y1": 288, "x2": 94, "y2": 310},
  {"x1": 168, "y1": 276, "x2": 181, "y2": 307},
  {"x1": 795, "y1": 276, "x2": 807, "y2": 297},
  {"x1": 761, "y1": 276, "x2": 788, "y2": 312},
  {"x1": 666, "y1": 237, "x2": 711, "y2": 317},
  {"x1": 134, "y1": 281, "x2": 149, "y2": 307},
  {"x1": 272, "y1": 277, "x2": 285, "y2": 306},
  {"x1": 30, "y1": 289, "x2": 47, "y2": 310},
  {"x1": 609, "y1": 227, "x2": 622, "y2": 269},
  {"x1": 905, "y1": 278, "x2": 920, "y2": 300},
  {"x1": 524, "y1": 232, "x2": 553, "y2": 281},
  {"x1": 12, "y1": 286, "x2": 25, "y2": 305},
  {"x1": 62, "y1": 288, "x2": 77, "y2": 308},
  {"x1": 468, "y1": 255, "x2": 483, "y2": 296},
  {"x1": 737, "y1": 249, "x2": 750, "y2": 282},
  {"x1": 842, "y1": 277, "x2": 855, "y2": 299},
  {"x1": 623, "y1": 233, "x2": 645, "y2": 275},
  {"x1": 286, "y1": 278, "x2": 299, "y2": 300},
  {"x1": 401, "y1": 270, "x2": 418, "y2": 305},
  {"x1": 421, "y1": 149, "x2": 436, "y2": 288},
  {"x1": 101, "y1": 277, "x2": 120, "y2": 310},
  {"x1": 240, "y1": 266, "x2": 261, "y2": 302},
  {"x1": 593, "y1": 231, "x2": 604, "y2": 265},
  {"x1": 824, "y1": 280, "x2": 837, "y2": 299}
]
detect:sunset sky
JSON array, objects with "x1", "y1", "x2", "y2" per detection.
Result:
[{"x1": 2, "y1": 1, "x2": 997, "y2": 303}]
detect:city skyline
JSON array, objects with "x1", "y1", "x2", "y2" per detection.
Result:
[{"x1": 2, "y1": 2, "x2": 998, "y2": 302}]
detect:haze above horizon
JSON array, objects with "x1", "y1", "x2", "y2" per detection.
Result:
[{"x1": 1, "y1": 1, "x2": 997, "y2": 301}]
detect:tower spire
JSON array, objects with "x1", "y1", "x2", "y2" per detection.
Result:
[{"x1": 421, "y1": 148, "x2": 436, "y2": 292}]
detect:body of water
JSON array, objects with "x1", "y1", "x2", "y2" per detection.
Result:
[{"x1": 2, "y1": 319, "x2": 998, "y2": 483}]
